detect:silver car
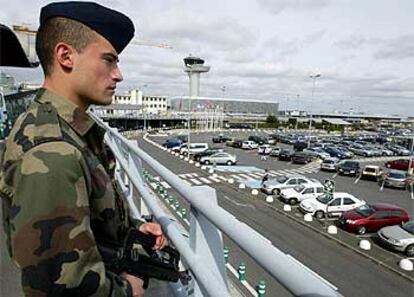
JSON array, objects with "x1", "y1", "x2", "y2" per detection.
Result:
[
  {"x1": 200, "y1": 152, "x2": 237, "y2": 165},
  {"x1": 381, "y1": 170, "x2": 408, "y2": 189},
  {"x1": 378, "y1": 221, "x2": 414, "y2": 256},
  {"x1": 320, "y1": 157, "x2": 339, "y2": 171}
]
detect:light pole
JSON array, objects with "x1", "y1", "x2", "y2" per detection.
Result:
[
  {"x1": 308, "y1": 73, "x2": 321, "y2": 147},
  {"x1": 142, "y1": 84, "x2": 148, "y2": 131}
]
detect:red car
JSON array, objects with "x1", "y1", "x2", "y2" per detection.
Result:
[
  {"x1": 338, "y1": 203, "x2": 409, "y2": 235},
  {"x1": 385, "y1": 158, "x2": 414, "y2": 171}
]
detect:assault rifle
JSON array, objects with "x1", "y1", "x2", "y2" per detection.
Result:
[{"x1": 97, "y1": 228, "x2": 191, "y2": 288}]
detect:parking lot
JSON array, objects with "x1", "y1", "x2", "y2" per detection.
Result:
[{"x1": 141, "y1": 129, "x2": 414, "y2": 297}]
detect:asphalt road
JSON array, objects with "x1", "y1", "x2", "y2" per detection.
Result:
[{"x1": 141, "y1": 131, "x2": 414, "y2": 297}]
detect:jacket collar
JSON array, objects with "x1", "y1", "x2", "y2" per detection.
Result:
[{"x1": 35, "y1": 88, "x2": 96, "y2": 136}]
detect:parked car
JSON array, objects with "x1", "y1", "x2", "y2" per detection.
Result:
[
  {"x1": 348, "y1": 144, "x2": 375, "y2": 157},
  {"x1": 381, "y1": 170, "x2": 409, "y2": 189},
  {"x1": 337, "y1": 160, "x2": 360, "y2": 176},
  {"x1": 385, "y1": 158, "x2": 414, "y2": 171},
  {"x1": 162, "y1": 138, "x2": 182, "y2": 149},
  {"x1": 200, "y1": 152, "x2": 237, "y2": 165},
  {"x1": 377, "y1": 221, "x2": 414, "y2": 256},
  {"x1": 303, "y1": 147, "x2": 330, "y2": 160},
  {"x1": 261, "y1": 175, "x2": 319, "y2": 195},
  {"x1": 242, "y1": 140, "x2": 259, "y2": 150},
  {"x1": 335, "y1": 147, "x2": 354, "y2": 159},
  {"x1": 212, "y1": 134, "x2": 232, "y2": 143},
  {"x1": 248, "y1": 135, "x2": 268, "y2": 145},
  {"x1": 269, "y1": 147, "x2": 282, "y2": 157},
  {"x1": 385, "y1": 144, "x2": 411, "y2": 156},
  {"x1": 320, "y1": 158, "x2": 339, "y2": 171},
  {"x1": 180, "y1": 143, "x2": 209, "y2": 155},
  {"x1": 361, "y1": 165, "x2": 383, "y2": 180},
  {"x1": 279, "y1": 182, "x2": 324, "y2": 205},
  {"x1": 299, "y1": 192, "x2": 366, "y2": 219},
  {"x1": 324, "y1": 147, "x2": 346, "y2": 159},
  {"x1": 193, "y1": 148, "x2": 224, "y2": 161},
  {"x1": 257, "y1": 144, "x2": 272, "y2": 155},
  {"x1": 338, "y1": 203, "x2": 409, "y2": 235},
  {"x1": 293, "y1": 140, "x2": 308, "y2": 151},
  {"x1": 226, "y1": 139, "x2": 243, "y2": 148},
  {"x1": 291, "y1": 152, "x2": 313, "y2": 164},
  {"x1": 278, "y1": 148, "x2": 294, "y2": 161},
  {"x1": 176, "y1": 134, "x2": 188, "y2": 143}
]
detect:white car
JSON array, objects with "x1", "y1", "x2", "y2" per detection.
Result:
[
  {"x1": 320, "y1": 157, "x2": 339, "y2": 171},
  {"x1": 180, "y1": 143, "x2": 209, "y2": 155},
  {"x1": 258, "y1": 144, "x2": 272, "y2": 155},
  {"x1": 242, "y1": 140, "x2": 259, "y2": 150},
  {"x1": 299, "y1": 192, "x2": 366, "y2": 219},
  {"x1": 261, "y1": 175, "x2": 320, "y2": 195},
  {"x1": 200, "y1": 152, "x2": 237, "y2": 165},
  {"x1": 279, "y1": 182, "x2": 324, "y2": 205}
]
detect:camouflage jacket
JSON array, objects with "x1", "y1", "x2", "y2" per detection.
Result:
[{"x1": 0, "y1": 88, "x2": 134, "y2": 296}]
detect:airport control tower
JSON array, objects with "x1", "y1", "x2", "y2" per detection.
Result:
[{"x1": 183, "y1": 55, "x2": 210, "y2": 98}]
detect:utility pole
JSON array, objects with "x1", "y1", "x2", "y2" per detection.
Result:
[{"x1": 308, "y1": 73, "x2": 321, "y2": 147}]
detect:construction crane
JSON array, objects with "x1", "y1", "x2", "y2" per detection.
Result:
[{"x1": 12, "y1": 24, "x2": 172, "y2": 49}]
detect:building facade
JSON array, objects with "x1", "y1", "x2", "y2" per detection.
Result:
[{"x1": 112, "y1": 89, "x2": 167, "y2": 115}]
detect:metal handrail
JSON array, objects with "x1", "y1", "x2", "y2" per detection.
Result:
[{"x1": 89, "y1": 111, "x2": 342, "y2": 297}]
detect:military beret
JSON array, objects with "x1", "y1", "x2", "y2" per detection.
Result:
[{"x1": 40, "y1": 1, "x2": 134, "y2": 54}]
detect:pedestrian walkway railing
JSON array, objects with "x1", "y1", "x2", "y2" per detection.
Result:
[{"x1": 89, "y1": 112, "x2": 342, "y2": 297}]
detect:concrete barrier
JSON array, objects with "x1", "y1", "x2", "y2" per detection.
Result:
[
  {"x1": 251, "y1": 189, "x2": 259, "y2": 196},
  {"x1": 239, "y1": 183, "x2": 246, "y2": 189},
  {"x1": 208, "y1": 168, "x2": 215, "y2": 174},
  {"x1": 359, "y1": 240, "x2": 371, "y2": 250},
  {"x1": 228, "y1": 178, "x2": 234, "y2": 184},
  {"x1": 399, "y1": 259, "x2": 413, "y2": 271},
  {"x1": 304, "y1": 213, "x2": 313, "y2": 222},
  {"x1": 195, "y1": 162, "x2": 200, "y2": 167},
  {"x1": 266, "y1": 196, "x2": 274, "y2": 203},
  {"x1": 283, "y1": 204, "x2": 292, "y2": 212},
  {"x1": 201, "y1": 165, "x2": 207, "y2": 170},
  {"x1": 327, "y1": 225, "x2": 338, "y2": 235}
]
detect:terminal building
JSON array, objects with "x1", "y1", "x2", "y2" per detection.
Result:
[{"x1": 169, "y1": 96, "x2": 279, "y2": 116}]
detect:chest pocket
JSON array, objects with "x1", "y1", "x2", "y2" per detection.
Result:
[{"x1": 79, "y1": 146, "x2": 129, "y2": 241}]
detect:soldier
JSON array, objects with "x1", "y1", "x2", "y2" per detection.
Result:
[{"x1": 0, "y1": 2, "x2": 167, "y2": 296}]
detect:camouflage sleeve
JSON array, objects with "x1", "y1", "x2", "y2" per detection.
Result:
[{"x1": 9, "y1": 141, "x2": 132, "y2": 296}]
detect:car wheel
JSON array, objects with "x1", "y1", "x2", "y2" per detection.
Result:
[
  {"x1": 315, "y1": 210, "x2": 325, "y2": 219},
  {"x1": 204, "y1": 160, "x2": 210, "y2": 165},
  {"x1": 226, "y1": 160, "x2": 233, "y2": 166},
  {"x1": 272, "y1": 188, "x2": 279, "y2": 195},
  {"x1": 357, "y1": 226, "x2": 366, "y2": 235},
  {"x1": 405, "y1": 244, "x2": 414, "y2": 257},
  {"x1": 288, "y1": 198, "x2": 297, "y2": 205}
]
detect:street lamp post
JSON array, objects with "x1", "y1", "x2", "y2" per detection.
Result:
[{"x1": 308, "y1": 73, "x2": 321, "y2": 147}]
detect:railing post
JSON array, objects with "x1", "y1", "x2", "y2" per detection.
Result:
[{"x1": 189, "y1": 186, "x2": 229, "y2": 297}]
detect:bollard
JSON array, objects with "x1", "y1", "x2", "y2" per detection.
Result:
[
  {"x1": 168, "y1": 197, "x2": 174, "y2": 205},
  {"x1": 238, "y1": 262, "x2": 246, "y2": 281},
  {"x1": 399, "y1": 259, "x2": 413, "y2": 271},
  {"x1": 283, "y1": 204, "x2": 292, "y2": 212},
  {"x1": 208, "y1": 168, "x2": 215, "y2": 174},
  {"x1": 266, "y1": 196, "x2": 274, "y2": 203},
  {"x1": 239, "y1": 183, "x2": 246, "y2": 189},
  {"x1": 257, "y1": 280, "x2": 266, "y2": 297},
  {"x1": 327, "y1": 225, "x2": 338, "y2": 234},
  {"x1": 228, "y1": 178, "x2": 234, "y2": 184},
  {"x1": 223, "y1": 247, "x2": 229, "y2": 264},
  {"x1": 174, "y1": 201, "x2": 180, "y2": 210},
  {"x1": 181, "y1": 208, "x2": 187, "y2": 219},
  {"x1": 251, "y1": 189, "x2": 259, "y2": 196}
]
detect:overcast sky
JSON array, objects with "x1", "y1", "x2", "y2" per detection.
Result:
[{"x1": 1, "y1": 0, "x2": 413, "y2": 116}]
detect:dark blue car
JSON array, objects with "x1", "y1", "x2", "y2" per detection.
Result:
[{"x1": 324, "y1": 147, "x2": 346, "y2": 159}]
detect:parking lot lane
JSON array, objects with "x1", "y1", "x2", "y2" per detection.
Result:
[{"x1": 215, "y1": 186, "x2": 413, "y2": 297}]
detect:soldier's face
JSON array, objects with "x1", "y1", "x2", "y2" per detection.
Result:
[{"x1": 73, "y1": 33, "x2": 123, "y2": 107}]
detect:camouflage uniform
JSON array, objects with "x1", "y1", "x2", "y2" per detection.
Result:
[{"x1": 0, "y1": 88, "x2": 135, "y2": 296}]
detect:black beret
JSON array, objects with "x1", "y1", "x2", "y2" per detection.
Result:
[{"x1": 40, "y1": 1, "x2": 134, "y2": 54}]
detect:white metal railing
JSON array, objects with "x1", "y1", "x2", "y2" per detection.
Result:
[{"x1": 89, "y1": 111, "x2": 343, "y2": 297}]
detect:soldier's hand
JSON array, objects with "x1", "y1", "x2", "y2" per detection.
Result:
[
  {"x1": 139, "y1": 222, "x2": 168, "y2": 250},
  {"x1": 121, "y1": 272, "x2": 145, "y2": 297}
]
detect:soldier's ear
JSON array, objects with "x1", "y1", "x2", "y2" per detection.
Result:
[{"x1": 55, "y1": 42, "x2": 75, "y2": 71}]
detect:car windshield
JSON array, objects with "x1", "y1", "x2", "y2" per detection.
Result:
[
  {"x1": 388, "y1": 171, "x2": 406, "y2": 179},
  {"x1": 364, "y1": 167, "x2": 376, "y2": 173},
  {"x1": 316, "y1": 194, "x2": 333, "y2": 204},
  {"x1": 277, "y1": 176, "x2": 288, "y2": 183},
  {"x1": 293, "y1": 185, "x2": 305, "y2": 193},
  {"x1": 344, "y1": 162, "x2": 358, "y2": 168},
  {"x1": 355, "y1": 204, "x2": 375, "y2": 217},
  {"x1": 402, "y1": 221, "x2": 414, "y2": 235}
]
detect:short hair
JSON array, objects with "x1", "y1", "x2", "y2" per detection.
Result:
[{"x1": 35, "y1": 17, "x2": 97, "y2": 76}]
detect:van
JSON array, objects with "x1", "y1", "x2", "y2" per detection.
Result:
[{"x1": 180, "y1": 143, "x2": 209, "y2": 155}]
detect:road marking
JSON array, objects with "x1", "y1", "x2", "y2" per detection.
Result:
[
  {"x1": 239, "y1": 173, "x2": 253, "y2": 180},
  {"x1": 230, "y1": 174, "x2": 244, "y2": 181},
  {"x1": 354, "y1": 175, "x2": 361, "y2": 184},
  {"x1": 189, "y1": 178, "x2": 202, "y2": 185},
  {"x1": 332, "y1": 173, "x2": 338, "y2": 178},
  {"x1": 247, "y1": 173, "x2": 262, "y2": 179},
  {"x1": 209, "y1": 176, "x2": 221, "y2": 182},
  {"x1": 199, "y1": 177, "x2": 212, "y2": 184},
  {"x1": 380, "y1": 181, "x2": 385, "y2": 191},
  {"x1": 223, "y1": 195, "x2": 256, "y2": 209},
  {"x1": 217, "y1": 175, "x2": 228, "y2": 181},
  {"x1": 160, "y1": 181, "x2": 171, "y2": 189}
]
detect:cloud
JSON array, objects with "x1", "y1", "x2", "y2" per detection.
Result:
[
  {"x1": 374, "y1": 35, "x2": 414, "y2": 60},
  {"x1": 256, "y1": 0, "x2": 331, "y2": 14}
]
